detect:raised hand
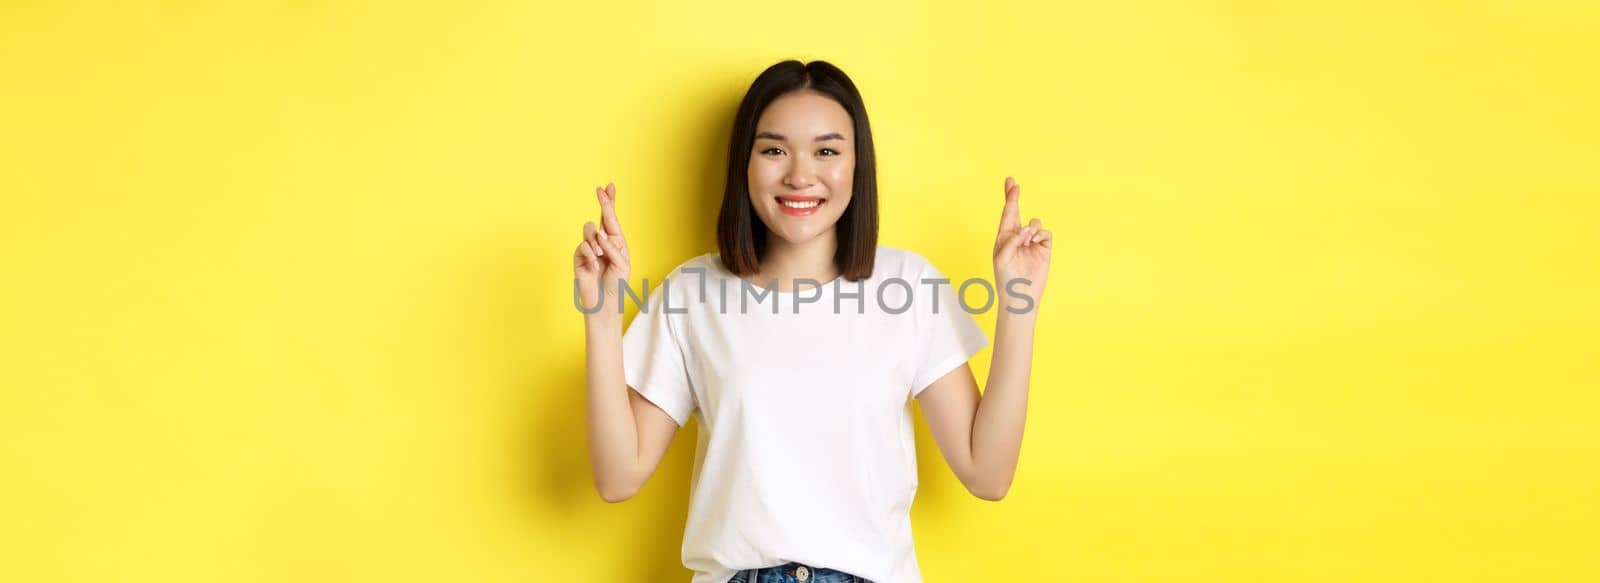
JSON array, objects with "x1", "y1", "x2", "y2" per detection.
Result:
[
  {"x1": 992, "y1": 176, "x2": 1052, "y2": 311},
  {"x1": 573, "y1": 182, "x2": 632, "y2": 316}
]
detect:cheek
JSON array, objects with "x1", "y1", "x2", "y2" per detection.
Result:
[
  {"x1": 748, "y1": 168, "x2": 774, "y2": 196},
  {"x1": 825, "y1": 161, "x2": 854, "y2": 192},
  {"x1": 748, "y1": 160, "x2": 780, "y2": 190}
]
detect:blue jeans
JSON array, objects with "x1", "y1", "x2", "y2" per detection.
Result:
[{"x1": 728, "y1": 561, "x2": 871, "y2": 583}]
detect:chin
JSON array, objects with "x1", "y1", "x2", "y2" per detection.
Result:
[{"x1": 769, "y1": 228, "x2": 825, "y2": 245}]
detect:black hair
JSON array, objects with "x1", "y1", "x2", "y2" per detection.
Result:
[{"x1": 716, "y1": 60, "x2": 879, "y2": 281}]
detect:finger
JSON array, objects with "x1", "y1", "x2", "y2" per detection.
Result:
[
  {"x1": 610, "y1": 233, "x2": 629, "y2": 262},
  {"x1": 583, "y1": 221, "x2": 603, "y2": 257},
  {"x1": 1035, "y1": 228, "x2": 1053, "y2": 248},
  {"x1": 998, "y1": 176, "x2": 1022, "y2": 235},
  {"x1": 575, "y1": 240, "x2": 598, "y2": 270},
  {"x1": 1024, "y1": 218, "x2": 1042, "y2": 245},
  {"x1": 597, "y1": 229, "x2": 613, "y2": 258},
  {"x1": 598, "y1": 184, "x2": 624, "y2": 237},
  {"x1": 598, "y1": 229, "x2": 630, "y2": 272},
  {"x1": 997, "y1": 225, "x2": 1035, "y2": 263}
]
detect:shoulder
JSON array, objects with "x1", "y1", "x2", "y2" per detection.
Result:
[
  {"x1": 628, "y1": 254, "x2": 717, "y2": 301},
  {"x1": 647, "y1": 253, "x2": 717, "y2": 281},
  {"x1": 872, "y1": 245, "x2": 940, "y2": 279}
]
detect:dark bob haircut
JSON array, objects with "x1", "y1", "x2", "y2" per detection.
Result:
[{"x1": 716, "y1": 60, "x2": 879, "y2": 281}]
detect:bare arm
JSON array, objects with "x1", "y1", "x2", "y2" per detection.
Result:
[
  {"x1": 916, "y1": 176, "x2": 1054, "y2": 501},
  {"x1": 916, "y1": 309, "x2": 1037, "y2": 501},
  {"x1": 576, "y1": 182, "x2": 680, "y2": 503}
]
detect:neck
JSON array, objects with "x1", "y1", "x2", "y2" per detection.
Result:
[{"x1": 756, "y1": 229, "x2": 840, "y2": 292}]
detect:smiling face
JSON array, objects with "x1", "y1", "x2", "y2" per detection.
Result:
[{"x1": 747, "y1": 90, "x2": 856, "y2": 246}]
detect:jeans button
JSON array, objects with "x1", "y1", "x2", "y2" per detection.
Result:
[{"x1": 795, "y1": 565, "x2": 810, "y2": 581}]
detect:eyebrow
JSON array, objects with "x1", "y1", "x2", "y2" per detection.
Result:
[{"x1": 755, "y1": 131, "x2": 847, "y2": 142}]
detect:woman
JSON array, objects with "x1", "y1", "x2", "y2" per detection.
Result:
[{"x1": 573, "y1": 60, "x2": 1052, "y2": 583}]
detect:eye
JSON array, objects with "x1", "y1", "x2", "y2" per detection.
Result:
[
  {"x1": 818, "y1": 148, "x2": 840, "y2": 157},
  {"x1": 760, "y1": 147, "x2": 785, "y2": 156}
]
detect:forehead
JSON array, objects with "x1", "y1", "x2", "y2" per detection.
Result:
[{"x1": 755, "y1": 91, "x2": 853, "y2": 137}]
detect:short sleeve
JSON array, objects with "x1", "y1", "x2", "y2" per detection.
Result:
[
  {"x1": 621, "y1": 279, "x2": 697, "y2": 426},
  {"x1": 910, "y1": 256, "x2": 990, "y2": 397}
]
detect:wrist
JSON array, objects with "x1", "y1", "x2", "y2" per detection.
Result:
[
  {"x1": 584, "y1": 311, "x2": 623, "y2": 332},
  {"x1": 996, "y1": 298, "x2": 1041, "y2": 322}
]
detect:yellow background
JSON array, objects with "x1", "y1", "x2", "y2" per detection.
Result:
[{"x1": 3, "y1": 1, "x2": 1596, "y2": 581}]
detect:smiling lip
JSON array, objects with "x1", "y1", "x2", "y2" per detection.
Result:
[{"x1": 776, "y1": 195, "x2": 826, "y2": 216}]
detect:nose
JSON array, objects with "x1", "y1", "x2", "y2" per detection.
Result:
[{"x1": 782, "y1": 159, "x2": 815, "y2": 190}]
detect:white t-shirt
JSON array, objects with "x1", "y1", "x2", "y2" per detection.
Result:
[{"x1": 621, "y1": 245, "x2": 989, "y2": 583}]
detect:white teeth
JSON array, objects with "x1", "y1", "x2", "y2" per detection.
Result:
[{"x1": 780, "y1": 199, "x2": 820, "y2": 209}]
